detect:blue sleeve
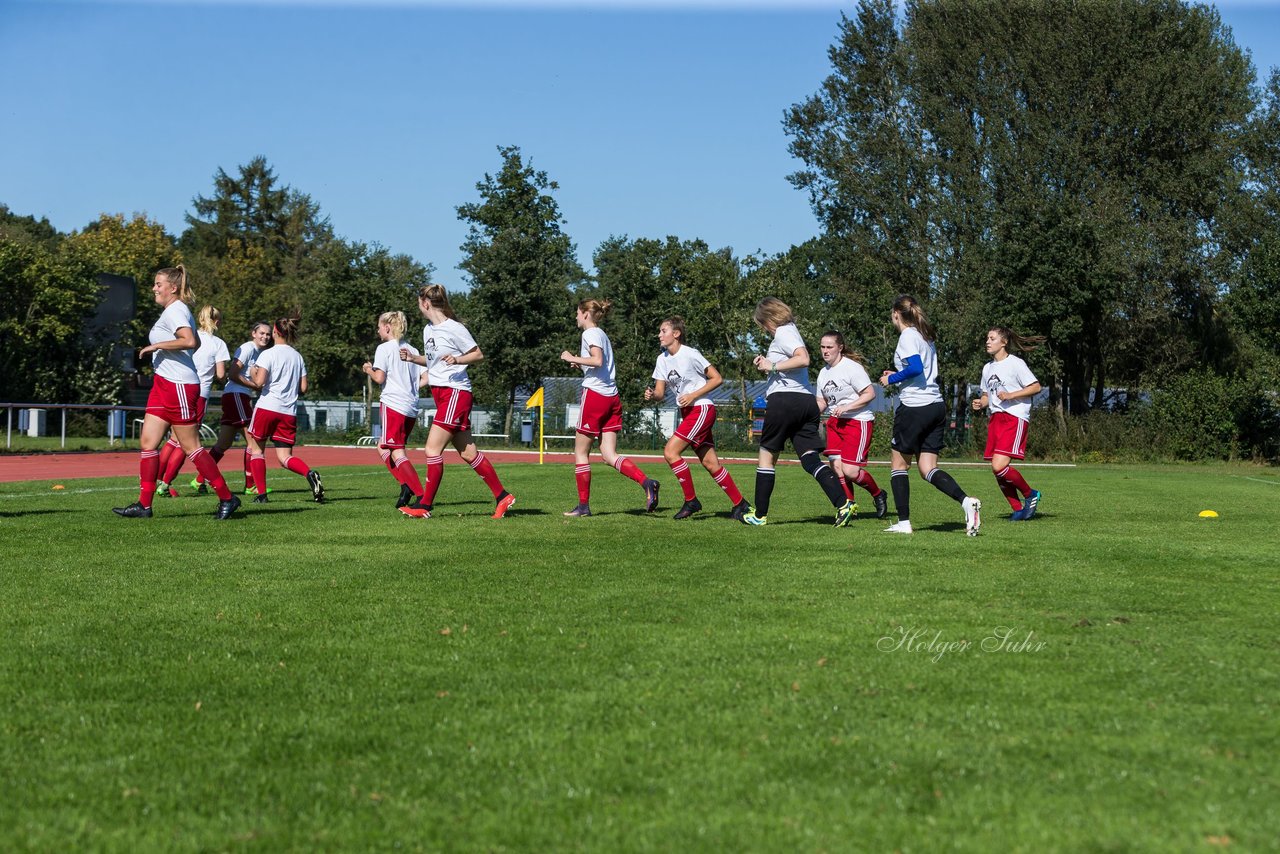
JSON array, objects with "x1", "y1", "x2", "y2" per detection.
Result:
[{"x1": 887, "y1": 354, "x2": 923, "y2": 385}]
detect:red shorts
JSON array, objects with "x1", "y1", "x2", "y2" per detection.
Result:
[
  {"x1": 146, "y1": 376, "x2": 201, "y2": 425},
  {"x1": 381, "y1": 404, "x2": 417, "y2": 449},
  {"x1": 430, "y1": 387, "x2": 472, "y2": 433},
  {"x1": 984, "y1": 411, "x2": 1029, "y2": 460},
  {"x1": 577, "y1": 388, "x2": 622, "y2": 438},
  {"x1": 220, "y1": 392, "x2": 255, "y2": 427},
  {"x1": 195, "y1": 396, "x2": 208, "y2": 423},
  {"x1": 248, "y1": 407, "x2": 298, "y2": 446},
  {"x1": 673, "y1": 404, "x2": 716, "y2": 449},
  {"x1": 825, "y1": 417, "x2": 875, "y2": 466}
]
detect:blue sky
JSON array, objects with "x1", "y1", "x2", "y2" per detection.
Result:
[{"x1": 2, "y1": 0, "x2": 1278, "y2": 291}]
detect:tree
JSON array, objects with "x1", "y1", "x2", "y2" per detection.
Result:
[{"x1": 457, "y1": 146, "x2": 585, "y2": 434}]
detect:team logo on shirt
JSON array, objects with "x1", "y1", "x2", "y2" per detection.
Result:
[
  {"x1": 986, "y1": 375, "x2": 1004, "y2": 393},
  {"x1": 822, "y1": 380, "x2": 840, "y2": 400},
  {"x1": 666, "y1": 370, "x2": 682, "y2": 385}
]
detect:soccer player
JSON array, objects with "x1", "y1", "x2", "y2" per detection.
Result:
[
  {"x1": 878, "y1": 294, "x2": 982, "y2": 536},
  {"x1": 740, "y1": 298, "x2": 854, "y2": 527},
  {"x1": 815, "y1": 330, "x2": 888, "y2": 520},
  {"x1": 398, "y1": 284, "x2": 515, "y2": 520},
  {"x1": 156, "y1": 305, "x2": 229, "y2": 497},
  {"x1": 111, "y1": 266, "x2": 240, "y2": 520},
  {"x1": 559, "y1": 298, "x2": 660, "y2": 517},
  {"x1": 643, "y1": 316, "x2": 749, "y2": 520},
  {"x1": 972, "y1": 326, "x2": 1044, "y2": 520},
  {"x1": 199, "y1": 321, "x2": 272, "y2": 495},
  {"x1": 362, "y1": 311, "x2": 426, "y2": 509},
  {"x1": 243, "y1": 316, "x2": 324, "y2": 504}
]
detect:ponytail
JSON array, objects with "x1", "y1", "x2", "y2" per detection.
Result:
[
  {"x1": 891, "y1": 294, "x2": 934, "y2": 342},
  {"x1": 417, "y1": 284, "x2": 457, "y2": 320},
  {"x1": 273, "y1": 315, "x2": 301, "y2": 346},
  {"x1": 990, "y1": 326, "x2": 1045, "y2": 353},
  {"x1": 157, "y1": 264, "x2": 194, "y2": 304},
  {"x1": 578, "y1": 298, "x2": 612, "y2": 323}
]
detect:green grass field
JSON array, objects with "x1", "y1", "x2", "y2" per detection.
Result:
[{"x1": 2, "y1": 459, "x2": 1277, "y2": 851}]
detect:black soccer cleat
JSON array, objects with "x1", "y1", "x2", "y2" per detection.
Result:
[
  {"x1": 873, "y1": 491, "x2": 888, "y2": 519},
  {"x1": 395, "y1": 483, "x2": 413, "y2": 509},
  {"x1": 251, "y1": 494, "x2": 269, "y2": 504},
  {"x1": 673, "y1": 498, "x2": 702, "y2": 520},
  {"x1": 214, "y1": 495, "x2": 241, "y2": 520},
  {"x1": 729, "y1": 499, "x2": 751, "y2": 522},
  {"x1": 112, "y1": 502, "x2": 152, "y2": 518},
  {"x1": 643, "y1": 479, "x2": 661, "y2": 512},
  {"x1": 307, "y1": 469, "x2": 325, "y2": 503}
]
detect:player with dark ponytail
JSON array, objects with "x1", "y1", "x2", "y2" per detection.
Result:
[{"x1": 972, "y1": 326, "x2": 1045, "y2": 520}]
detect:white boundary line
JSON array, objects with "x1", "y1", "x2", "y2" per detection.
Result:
[{"x1": 1242, "y1": 476, "x2": 1280, "y2": 486}]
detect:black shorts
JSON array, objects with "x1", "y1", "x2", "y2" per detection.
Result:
[
  {"x1": 759, "y1": 392, "x2": 823, "y2": 456},
  {"x1": 891, "y1": 401, "x2": 946, "y2": 455}
]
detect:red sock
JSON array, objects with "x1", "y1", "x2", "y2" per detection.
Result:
[
  {"x1": 613, "y1": 456, "x2": 648, "y2": 486},
  {"x1": 138, "y1": 450, "x2": 160, "y2": 508},
  {"x1": 249, "y1": 454, "x2": 268, "y2": 495},
  {"x1": 669, "y1": 459, "x2": 696, "y2": 501},
  {"x1": 575, "y1": 464, "x2": 591, "y2": 504},
  {"x1": 467, "y1": 451, "x2": 505, "y2": 498},
  {"x1": 421, "y1": 454, "x2": 444, "y2": 507},
  {"x1": 160, "y1": 438, "x2": 186, "y2": 486},
  {"x1": 1003, "y1": 464, "x2": 1032, "y2": 496},
  {"x1": 850, "y1": 467, "x2": 882, "y2": 497},
  {"x1": 711, "y1": 466, "x2": 743, "y2": 505},
  {"x1": 994, "y1": 466, "x2": 1024, "y2": 510},
  {"x1": 197, "y1": 446, "x2": 225, "y2": 486},
  {"x1": 189, "y1": 449, "x2": 232, "y2": 501},
  {"x1": 395, "y1": 456, "x2": 424, "y2": 497},
  {"x1": 284, "y1": 456, "x2": 311, "y2": 478}
]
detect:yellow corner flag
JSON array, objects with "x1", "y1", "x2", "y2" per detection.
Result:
[{"x1": 525, "y1": 387, "x2": 544, "y2": 409}]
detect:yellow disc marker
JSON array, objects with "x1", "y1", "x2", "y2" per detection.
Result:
[
  {"x1": 1198, "y1": 510, "x2": 1219, "y2": 518},
  {"x1": 52, "y1": 484, "x2": 65, "y2": 490}
]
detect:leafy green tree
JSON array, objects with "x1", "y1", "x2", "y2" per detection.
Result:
[{"x1": 457, "y1": 146, "x2": 585, "y2": 434}]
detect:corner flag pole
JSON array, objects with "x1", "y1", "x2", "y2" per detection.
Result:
[{"x1": 524, "y1": 387, "x2": 545, "y2": 464}]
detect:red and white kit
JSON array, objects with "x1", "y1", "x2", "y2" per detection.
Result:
[
  {"x1": 576, "y1": 326, "x2": 621, "y2": 438},
  {"x1": 817, "y1": 357, "x2": 876, "y2": 466},
  {"x1": 248, "y1": 343, "x2": 306, "y2": 446},
  {"x1": 221, "y1": 340, "x2": 263, "y2": 427},
  {"x1": 146, "y1": 301, "x2": 202, "y2": 425},
  {"x1": 652, "y1": 344, "x2": 717, "y2": 448},
  {"x1": 981, "y1": 354, "x2": 1038, "y2": 460},
  {"x1": 375, "y1": 339, "x2": 421, "y2": 448},
  {"x1": 423, "y1": 318, "x2": 478, "y2": 432}
]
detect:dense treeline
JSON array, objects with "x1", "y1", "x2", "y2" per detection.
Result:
[{"x1": 2, "y1": 0, "x2": 1277, "y2": 460}]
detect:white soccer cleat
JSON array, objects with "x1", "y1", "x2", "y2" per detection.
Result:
[
  {"x1": 883, "y1": 520, "x2": 913, "y2": 534},
  {"x1": 963, "y1": 496, "x2": 982, "y2": 536}
]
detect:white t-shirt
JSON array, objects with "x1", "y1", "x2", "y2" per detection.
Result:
[
  {"x1": 254, "y1": 344, "x2": 306, "y2": 416},
  {"x1": 374, "y1": 339, "x2": 422, "y2": 417},
  {"x1": 764, "y1": 323, "x2": 813, "y2": 397},
  {"x1": 816, "y1": 357, "x2": 875, "y2": 422},
  {"x1": 193, "y1": 330, "x2": 231, "y2": 400},
  {"x1": 423, "y1": 319, "x2": 478, "y2": 392},
  {"x1": 149, "y1": 301, "x2": 199, "y2": 384},
  {"x1": 223, "y1": 341, "x2": 262, "y2": 396},
  {"x1": 892, "y1": 326, "x2": 942, "y2": 408},
  {"x1": 981, "y1": 354, "x2": 1039, "y2": 422},
  {"x1": 579, "y1": 327, "x2": 617, "y2": 396},
  {"x1": 651, "y1": 345, "x2": 714, "y2": 408}
]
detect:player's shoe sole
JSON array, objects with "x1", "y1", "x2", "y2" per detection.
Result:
[
  {"x1": 307, "y1": 470, "x2": 325, "y2": 503},
  {"x1": 963, "y1": 496, "x2": 982, "y2": 536}
]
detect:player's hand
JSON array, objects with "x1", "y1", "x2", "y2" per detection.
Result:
[
  {"x1": 398, "y1": 348, "x2": 411, "y2": 362},
  {"x1": 560, "y1": 350, "x2": 574, "y2": 363},
  {"x1": 996, "y1": 390, "x2": 1010, "y2": 402},
  {"x1": 879, "y1": 370, "x2": 892, "y2": 388},
  {"x1": 442, "y1": 354, "x2": 457, "y2": 365},
  {"x1": 972, "y1": 397, "x2": 984, "y2": 410},
  {"x1": 676, "y1": 393, "x2": 693, "y2": 408},
  {"x1": 643, "y1": 386, "x2": 654, "y2": 401}
]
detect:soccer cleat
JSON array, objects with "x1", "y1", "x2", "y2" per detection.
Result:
[
  {"x1": 741, "y1": 511, "x2": 767, "y2": 526},
  {"x1": 883, "y1": 520, "x2": 913, "y2": 534},
  {"x1": 1020, "y1": 490, "x2": 1041, "y2": 521},
  {"x1": 244, "y1": 485, "x2": 273, "y2": 496},
  {"x1": 112, "y1": 502, "x2": 153, "y2": 518},
  {"x1": 873, "y1": 491, "x2": 888, "y2": 519},
  {"x1": 400, "y1": 506, "x2": 431, "y2": 519},
  {"x1": 189, "y1": 478, "x2": 202, "y2": 490},
  {"x1": 213, "y1": 495, "x2": 241, "y2": 520},
  {"x1": 834, "y1": 499, "x2": 857, "y2": 528},
  {"x1": 963, "y1": 496, "x2": 982, "y2": 537},
  {"x1": 252, "y1": 494, "x2": 269, "y2": 504},
  {"x1": 642, "y1": 479, "x2": 661, "y2": 512},
  {"x1": 563, "y1": 503, "x2": 592, "y2": 517},
  {"x1": 395, "y1": 483, "x2": 414, "y2": 509},
  {"x1": 492, "y1": 492, "x2": 516, "y2": 520},
  {"x1": 307, "y1": 470, "x2": 325, "y2": 503},
  {"x1": 673, "y1": 498, "x2": 702, "y2": 520},
  {"x1": 158, "y1": 482, "x2": 179, "y2": 499},
  {"x1": 729, "y1": 499, "x2": 751, "y2": 522},
  {"x1": 194, "y1": 483, "x2": 209, "y2": 496}
]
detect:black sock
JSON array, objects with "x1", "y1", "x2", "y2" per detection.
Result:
[
  {"x1": 753, "y1": 468, "x2": 776, "y2": 517},
  {"x1": 891, "y1": 469, "x2": 910, "y2": 521},
  {"x1": 801, "y1": 451, "x2": 850, "y2": 508},
  {"x1": 926, "y1": 468, "x2": 967, "y2": 503}
]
